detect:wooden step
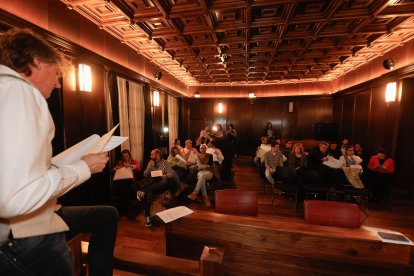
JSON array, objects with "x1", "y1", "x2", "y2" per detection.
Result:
[{"x1": 114, "y1": 247, "x2": 199, "y2": 275}]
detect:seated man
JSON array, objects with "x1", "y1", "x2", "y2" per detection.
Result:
[
  {"x1": 136, "y1": 149, "x2": 184, "y2": 227},
  {"x1": 263, "y1": 142, "x2": 284, "y2": 185},
  {"x1": 254, "y1": 136, "x2": 270, "y2": 168}
]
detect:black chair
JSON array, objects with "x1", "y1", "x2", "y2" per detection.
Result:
[
  {"x1": 340, "y1": 184, "x2": 369, "y2": 215},
  {"x1": 302, "y1": 170, "x2": 330, "y2": 200},
  {"x1": 271, "y1": 166, "x2": 299, "y2": 214}
]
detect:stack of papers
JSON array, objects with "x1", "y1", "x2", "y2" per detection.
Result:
[
  {"x1": 363, "y1": 226, "x2": 414, "y2": 245},
  {"x1": 156, "y1": 206, "x2": 193, "y2": 223}
]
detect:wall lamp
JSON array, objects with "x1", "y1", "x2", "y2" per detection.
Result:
[
  {"x1": 385, "y1": 82, "x2": 396, "y2": 102},
  {"x1": 218, "y1": 102, "x2": 223, "y2": 113},
  {"x1": 194, "y1": 92, "x2": 200, "y2": 98},
  {"x1": 78, "y1": 64, "x2": 92, "y2": 92},
  {"x1": 153, "y1": 90, "x2": 160, "y2": 107}
]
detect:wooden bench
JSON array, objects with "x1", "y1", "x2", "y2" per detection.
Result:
[
  {"x1": 113, "y1": 245, "x2": 224, "y2": 275},
  {"x1": 166, "y1": 210, "x2": 414, "y2": 275}
]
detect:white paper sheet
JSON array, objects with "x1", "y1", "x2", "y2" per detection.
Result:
[
  {"x1": 113, "y1": 167, "x2": 134, "y2": 180},
  {"x1": 150, "y1": 170, "x2": 163, "y2": 177},
  {"x1": 363, "y1": 226, "x2": 414, "y2": 246},
  {"x1": 156, "y1": 206, "x2": 193, "y2": 223}
]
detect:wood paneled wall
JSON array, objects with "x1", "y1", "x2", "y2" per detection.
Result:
[{"x1": 180, "y1": 96, "x2": 333, "y2": 154}]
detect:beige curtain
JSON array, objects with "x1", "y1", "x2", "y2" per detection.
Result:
[
  {"x1": 128, "y1": 81, "x2": 145, "y2": 165},
  {"x1": 168, "y1": 95, "x2": 179, "y2": 149},
  {"x1": 116, "y1": 76, "x2": 130, "y2": 149}
]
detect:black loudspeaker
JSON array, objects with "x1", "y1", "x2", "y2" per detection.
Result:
[{"x1": 314, "y1": 122, "x2": 338, "y2": 141}]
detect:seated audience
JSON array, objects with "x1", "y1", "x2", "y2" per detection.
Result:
[
  {"x1": 367, "y1": 148, "x2": 395, "y2": 202},
  {"x1": 112, "y1": 149, "x2": 141, "y2": 217},
  {"x1": 194, "y1": 137, "x2": 202, "y2": 152},
  {"x1": 307, "y1": 142, "x2": 337, "y2": 187},
  {"x1": 340, "y1": 138, "x2": 350, "y2": 155},
  {"x1": 173, "y1": 138, "x2": 183, "y2": 151},
  {"x1": 187, "y1": 144, "x2": 214, "y2": 206},
  {"x1": 282, "y1": 139, "x2": 293, "y2": 157},
  {"x1": 263, "y1": 142, "x2": 284, "y2": 185},
  {"x1": 254, "y1": 136, "x2": 270, "y2": 168},
  {"x1": 354, "y1": 143, "x2": 369, "y2": 169},
  {"x1": 207, "y1": 141, "x2": 224, "y2": 165},
  {"x1": 339, "y1": 145, "x2": 363, "y2": 167},
  {"x1": 167, "y1": 145, "x2": 188, "y2": 182},
  {"x1": 136, "y1": 149, "x2": 184, "y2": 227},
  {"x1": 215, "y1": 124, "x2": 224, "y2": 138},
  {"x1": 327, "y1": 141, "x2": 342, "y2": 159},
  {"x1": 199, "y1": 125, "x2": 211, "y2": 142},
  {"x1": 287, "y1": 143, "x2": 308, "y2": 173}
]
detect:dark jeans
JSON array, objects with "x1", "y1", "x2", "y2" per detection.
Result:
[
  {"x1": 142, "y1": 179, "x2": 170, "y2": 217},
  {"x1": 58, "y1": 206, "x2": 119, "y2": 276},
  {"x1": 0, "y1": 232, "x2": 73, "y2": 276},
  {"x1": 111, "y1": 179, "x2": 135, "y2": 216}
]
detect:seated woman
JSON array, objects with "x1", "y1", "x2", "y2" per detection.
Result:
[
  {"x1": 112, "y1": 149, "x2": 141, "y2": 216},
  {"x1": 367, "y1": 148, "x2": 395, "y2": 202},
  {"x1": 287, "y1": 143, "x2": 308, "y2": 172},
  {"x1": 167, "y1": 145, "x2": 187, "y2": 182},
  {"x1": 173, "y1": 138, "x2": 183, "y2": 151},
  {"x1": 187, "y1": 144, "x2": 213, "y2": 206}
]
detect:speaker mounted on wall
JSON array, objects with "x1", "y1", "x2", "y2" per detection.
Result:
[{"x1": 154, "y1": 71, "x2": 162, "y2": 80}]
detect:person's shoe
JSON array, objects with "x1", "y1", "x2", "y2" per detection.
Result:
[
  {"x1": 144, "y1": 216, "x2": 152, "y2": 228},
  {"x1": 203, "y1": 196, "x2": 211, "y2": 207},
  {"x1": 137, "y1": 191, "x2": 145, "y2": 201},
  {"x1": 187, "y1": 192, "x2": 197, "y2": 201}
]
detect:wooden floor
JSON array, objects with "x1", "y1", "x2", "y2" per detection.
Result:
[{"x1": 114, "y1": 155, "x2": 414, "y2": 258}]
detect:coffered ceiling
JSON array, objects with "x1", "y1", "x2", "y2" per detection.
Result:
[{"x1": 60, "y1": 0, "x2": 414, "y2": 87}]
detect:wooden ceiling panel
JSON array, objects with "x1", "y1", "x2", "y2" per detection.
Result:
[{"x1": 61, "y1": 0, "x2": 414, "y2": 86}]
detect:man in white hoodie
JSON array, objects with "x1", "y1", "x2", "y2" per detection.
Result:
[{"x1": 0, "y1": 28, "x2": 118, "y2": 276}]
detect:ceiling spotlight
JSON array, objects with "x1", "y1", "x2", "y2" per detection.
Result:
[
  {"x1": 194, "y1": 92, "x2": 200, "y2": 98},
  {"x1": 155, "y1": 71, "x2": 162, "y2": 80},
  {"x1": 383, "y1": 59, "x2": 396, "y2": 70}
]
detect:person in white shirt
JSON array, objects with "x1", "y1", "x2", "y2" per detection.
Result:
[
  {"x1": 254, "y1": 136, "x2": 271, "y2": 168},
  {"x1": 339, "y1": 145, "x2": 363, "y2": 167},
  {"x1": 181, "y1": 139, "x2": 199, "y2": 166},
  {"x1": 0, "y1": 28, "x2": 118, "y2": 276},
  {"x1": 206, "y1": 141, "x2": 224, "y2": 164}
]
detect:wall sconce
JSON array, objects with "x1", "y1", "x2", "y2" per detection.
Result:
[
  {"x1": 218, "y1": 102, "x2": 223, "y2": 114},
  {"x1": 153, "y1": 90, "x2": 160, "y2": 107},
  {"x1": 212, "y1": 125, "x2": 218, "y2": 131},
  {"x1": 78, "y1": 64, "x2": 92, "y2": 92},
  {"x1": 194, "y1": 92, "x2": 200, "y2": 98},
  {"x1": 288, "y1": 101, "x2": 294, "y2": 112},
  {"x1": 163, "y1": 127, "x2": 169, "y2": 133},
  {"x1": 385, "y1": 82, "x2": 397, "y2": 102},
  {"x1": 248, "y1": 92, "x2": 256, "y2": 98}
]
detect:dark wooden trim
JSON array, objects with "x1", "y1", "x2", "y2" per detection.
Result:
[{"x1": 0, "y1": 9, "x2": 183, "y2": 98}]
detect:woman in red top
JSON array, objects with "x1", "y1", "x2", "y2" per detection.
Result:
[
  {"x1": 367, "y1": 148, "x2": 395, "y2": 202},
  {"x1": 112, "y1": 149, "x2": 141, "y2": 217}
]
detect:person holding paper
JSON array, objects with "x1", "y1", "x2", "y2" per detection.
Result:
[
  {"x1": 137, "y1": 149, "x2": 184, "y2": 227},
  {"x1": 0, "y1": 28, "x2": 118, "y2": 276},
  {"x1": 112, "y1": 149, "x2": 141, "y2": 217},
  {"x1": 167, "y1": 145, "x2": 188, "y2": 182}
]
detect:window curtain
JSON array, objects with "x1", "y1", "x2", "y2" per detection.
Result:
[
  {"x1": 116, "y1": 76, "x2": 130, "y2": 149},
  {"x1": 168, "y1": 95, "x2": 179, "y2": 149},
  {"x1": 128, "y1": 82, "x2": 144, "y2": 165}
]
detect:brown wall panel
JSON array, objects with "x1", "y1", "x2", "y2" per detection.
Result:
[
  {"x1": 341, "y1": 94, "x2": 355, "y2": 141},
  {"x1": 367, "y1": 86, "x2": 387, "y2": 152},
  {"x1": 353, "y1": 90, "x2": 371, "y2": 145},
  {"x1": 183, "y1": 96, "x2": 333, "y2": 154}
]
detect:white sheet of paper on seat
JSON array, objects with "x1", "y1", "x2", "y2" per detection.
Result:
[
  {"x1": 150, "y1": 170, "x2": 163, "y2": 177},
  {"x1": 113, "y1": 167, "x2": 133, "y2": 180},
  {"x1": 156, "y1": 206, "x2": 193, "y2": 223}
]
